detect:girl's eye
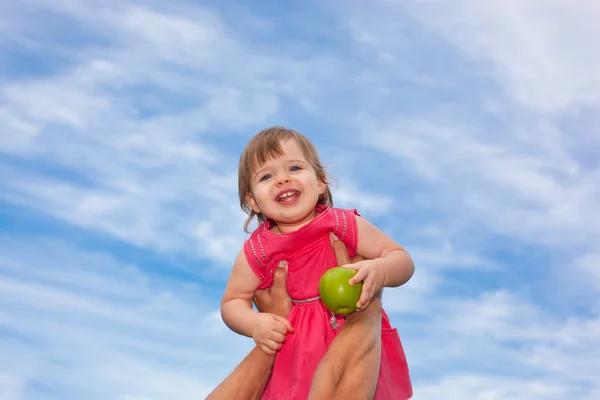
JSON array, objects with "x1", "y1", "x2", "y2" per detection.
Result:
[
  {"x1": 260, "y1": 174, "x2": 271, "y2": 182},
  {"x1": 290, "y1": 165, "x2": 301, "y2": 172}
]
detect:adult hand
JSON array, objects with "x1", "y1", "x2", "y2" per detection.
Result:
[
  {"x1": 253, "y1": 260, "x2": 292, "y2": 318},
  {"x1": 253, "y1": 237, "x2": 368, "y2": 317},
  {"x1": 330, "y1": 232, "x2": 365, "y2": 266},
  {"x1": 206, "y1": 260, "x2": 292, "y2": 400},
  {"x1": 207, "y1": 237, "x2": 376, "y2": 400},
  {"x1": 331, "y1": 232, "x2": 382, "y2": 310},
  {"x1": 308, "y1": 235, "x2": 383, "y2": 400}
]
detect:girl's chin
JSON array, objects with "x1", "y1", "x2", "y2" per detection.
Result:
[{"x1": 274, "y1": 210, "x2": 317, "y2": 225}]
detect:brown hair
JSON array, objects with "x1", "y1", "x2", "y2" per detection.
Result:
[{"x1": 238, "y1": 126, "x2": 333, "y2": 232}]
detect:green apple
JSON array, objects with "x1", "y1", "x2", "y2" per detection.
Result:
[{"x1": 318, "y1": 267, "x2": 363, "y2": 315}]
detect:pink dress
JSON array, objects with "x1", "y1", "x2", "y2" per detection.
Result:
[{"x1": 244, "y1": 205, "x2": 413, "y2": 399}]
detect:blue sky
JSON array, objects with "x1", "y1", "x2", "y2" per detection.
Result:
[{"x1": 1, "y1": 0, "x2": 599, "y2": 399}]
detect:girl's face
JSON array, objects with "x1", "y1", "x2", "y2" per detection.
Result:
[{"x1": 245, "y1": 139, "x2": 326, "y2": 231}]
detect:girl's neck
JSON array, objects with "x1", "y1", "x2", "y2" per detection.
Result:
[{"x1": 269, "y1": 210, "x2": 318, "y2": 235}]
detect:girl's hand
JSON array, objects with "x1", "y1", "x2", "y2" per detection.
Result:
[
  {"x1": 251, "y1": 312, "x2": 294, "y2": 355},
  {"x1": 341, "y1": 259, "x2": 386, "y2": 311}
]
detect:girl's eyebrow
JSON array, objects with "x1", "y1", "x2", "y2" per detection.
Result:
[
  {"x1": 253, "y1": 159, "x2": 308, "y2": 180},
  {"x1": 288, "y1": 159, "x2": 308, "y2": 165},
  {"x1": 253, "y1": 163, "x2": 272, "y2": 180},
  {"x1": 253, "y1": 167, "x2": 268, "y2": 180}
]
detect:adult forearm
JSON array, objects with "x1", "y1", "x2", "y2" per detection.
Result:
[
  {"x1": 380, "y1": 249, "x2": 415, "y2": 288},
  {"x1": 308, "y1": 294, "x2": 383, "y2": 400},
  {"x1": 221, "y1": 299, "x2": 258, "y2": 338},
  {"x1": 206, "y1": 347, "x2": 275, "y2": 400}
]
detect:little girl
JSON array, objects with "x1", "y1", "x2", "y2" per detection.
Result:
[{"x1": 221, "y1": 127, "x2": 414, "y2": 399}]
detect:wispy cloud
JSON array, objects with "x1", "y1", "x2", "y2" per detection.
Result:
[
  {"x1": 1, "y1": 0, "x2": 599, "y2": 399},
  {"x1": 0, "y1": 236, "x2": 252, "y2": 399}
]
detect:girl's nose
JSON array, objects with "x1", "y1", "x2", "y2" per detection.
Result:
[{"x1": 276, "y1": 176, "x2": 291, "y2": 186}]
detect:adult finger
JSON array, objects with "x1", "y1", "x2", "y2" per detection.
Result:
[
  {"x1": 351, "y1": 254, "x2": 365, "y2": 264},
  {"x1": 329, "y1": 232, "x2": 339, "y2": 246},
  {"x1": 330, "y1": 233, "x2": 351, "y2": 266},
  {"x1": 272, "y1": 260, "x2": 288, "y2": 293}
]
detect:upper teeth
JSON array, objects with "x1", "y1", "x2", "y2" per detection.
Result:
[{"x1": 279, "y1": 191, "x2": 295, "y2": 199}]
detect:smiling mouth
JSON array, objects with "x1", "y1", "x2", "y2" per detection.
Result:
[{"x1": 276, "y1": 190, "x2": 300, "y2": 203}]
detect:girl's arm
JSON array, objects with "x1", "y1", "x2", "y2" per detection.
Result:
[
  {"x1": 221, "y1": 249, "x2": 293, "y2": 354},
  {"x1": 221, "y1": 249, "x2": 263, "y2": 337},
  {"x1": 354, "y1": 215, "x2": 415, "y2": 288}
]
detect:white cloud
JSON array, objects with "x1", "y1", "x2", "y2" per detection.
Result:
[
  {"x1": 338, "y1": 0, "x2": 600, "y2": 236},
  {"x1": 333, "y1": 185, "x2": 393, "y2": 215},
  {"x1": 572, "y1": 252, "x2": 600, "y2": 291},
  {"x1": 1, "y1": 0, "x2": 599, "y2": 399},
  {"x1": 0, "y1": 0, "x2": 343, "y2": 267},
  {"x1": 0, "y1": 236, "x2": 254, "y2": 400},
  {"x1": 398, "y1": 289, "x2": 600, "y2": 399},
  {"x1": 0, "y1": 374, "x2": 23, "y2": 400},
  {"x1": 382, "y1": 243, "x2": 497, "y2": 314},
  {"x1": 415, "y1": 374, "x2": 577, "y2": 400},
  {"x1": 361, "y1": 117, "x2": 600, "y2": 249},
  {"x1": 376, "y1": 0, "x2": 600, "y2": 113}
]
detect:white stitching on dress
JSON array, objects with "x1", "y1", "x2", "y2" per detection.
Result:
[
  {"x1": 249, "y1": 239, "x2": 264, "y2": 266},
  {"x1": 256, "y1": 233, "x2": 268, "y2": 261},
  {"x1": 334, "y1": 209, "x2": 339, "y2": 233}
]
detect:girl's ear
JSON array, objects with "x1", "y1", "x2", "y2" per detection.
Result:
[
  {"x1": 318, "y1": 178, "x2": 327, "y2": 195},
  {"x1": 245, "y1": 192, "x2": 261, "y2": 213}
]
